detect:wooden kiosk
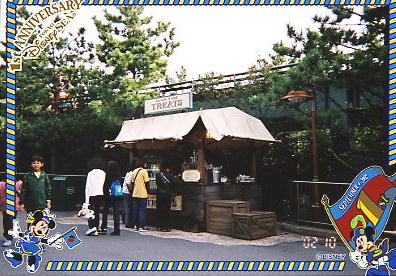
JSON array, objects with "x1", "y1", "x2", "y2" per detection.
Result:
[{"x1": 105, "y1": 106, "x2": 277, "y2": 232}]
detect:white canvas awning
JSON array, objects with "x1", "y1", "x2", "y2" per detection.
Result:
[{"x1": 105, "y1": 107, "x2": 277, "y2": 150}]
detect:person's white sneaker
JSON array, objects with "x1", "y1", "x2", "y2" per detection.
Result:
[
  {"x1": 85, "y1": 227, "x2": 98, "y2": 236},
  {"x1": 139, "y1": 227, "x2": 148, "y2": 232},
  {"x1": 133, "y1": 226, "x2": 139, "y2": 231},
  {"x1": 2, "y1": 240, "x2": 12, "y2": 247}
]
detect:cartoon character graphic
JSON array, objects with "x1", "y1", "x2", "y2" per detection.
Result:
[
  {"x1": 322, "y1": 166, "x2": 396, "y2": 276},
  {"x1": 349, "y1": 226, "x2": 396, "y2": 275},
  {"x1": 3, "y1": 209, "x2": 81, "y2": 273}
]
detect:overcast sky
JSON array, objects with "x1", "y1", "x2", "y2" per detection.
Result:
[{"x1": 0, "y1": 5, "x2": 362, "y2": 80}]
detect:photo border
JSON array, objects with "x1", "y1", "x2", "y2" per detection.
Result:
[{"x1": 2, "y1": 0, "x2": 393, "y2": 272}]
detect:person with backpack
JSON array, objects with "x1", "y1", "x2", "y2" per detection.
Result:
[
  {"x1": 127, "y1": 159, "x2": 150, "y2": 232},
  {"x1": 102, "y1": 161, "x2": 123, "y2": 236}
]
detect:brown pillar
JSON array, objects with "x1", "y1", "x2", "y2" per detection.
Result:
[
  {"x1": 250, "y1": 146, "x2": 257, "y2": 178},
  {"x1": 197, "y1": 135, "x2": 208, "y2": 184}
]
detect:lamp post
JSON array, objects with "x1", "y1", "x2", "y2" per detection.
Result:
[{"x1": 282, "y1": 90, "x2": 320, "y2": 209}]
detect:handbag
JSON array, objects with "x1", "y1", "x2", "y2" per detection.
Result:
[
  {"x1": 127, "y1": 169, "x2": 142, "y2": 194},
  {"x1": 110, "y1": 179, "x2": 123, "y2": 197}
]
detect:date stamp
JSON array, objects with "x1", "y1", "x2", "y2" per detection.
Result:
[{"x1": 302, "y1": 236, "x2": 338, "y2": 248}]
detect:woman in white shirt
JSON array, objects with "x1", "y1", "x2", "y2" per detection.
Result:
[{"x1": 85, "y1": 158, "x2": 106, "y2": 236}]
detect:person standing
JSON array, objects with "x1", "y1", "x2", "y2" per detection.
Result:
[
  {"x1": 84, "y1": 158, "x2": 106, "y2": 236},
  {"x1": 0, "y1": 179, "x2": 23, "y2": 247},
  {"x1": 155, "y1": 163, "x2": 175, "y2": 232},
  {"x1": 122, "y1": 161, "x2": 135, "y2": 228},
  {"x1": 102, "y1": 161, "x2": 123, "y2": 236},
  {"x1": 20, "y1": 155, "x2": 52, "y2": 217},
  {"x1": 130, "y1": 159, "x2": 150, "y2": 232}
]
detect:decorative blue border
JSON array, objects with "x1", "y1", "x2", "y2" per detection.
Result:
[
  {"x1": 8, "y1": 0, "x2": 392, "y2": 5},
  {"x1": 2, "y1": 0, "x2": 390, "y2": 272},
  {"x1": 45, "y1": 260, "x2": 346, "y2": 271}
]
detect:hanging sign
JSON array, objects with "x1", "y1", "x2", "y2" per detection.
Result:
[
  {"x1": 144, "y1": 93, "x2": 193, "y2": 115},
  {"x1": 182, "y1": 170, "x2": 201, "y2": 182}
]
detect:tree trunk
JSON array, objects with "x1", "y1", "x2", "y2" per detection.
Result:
[{"x1": 50, "y1": 146, "x2": 56, "y2": 173}]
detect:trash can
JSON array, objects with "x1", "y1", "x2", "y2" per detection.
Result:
[{"x1": 51, "y1": 176, "x2": 76, "y2": 211}]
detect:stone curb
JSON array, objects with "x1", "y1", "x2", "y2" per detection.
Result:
[{"x1": 280, "y1": 222, "x2": 396, "y2": 240}]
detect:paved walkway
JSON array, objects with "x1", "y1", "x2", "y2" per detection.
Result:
[{"x1": 57, "y1": 213, "x2": 302, "y2": 247}]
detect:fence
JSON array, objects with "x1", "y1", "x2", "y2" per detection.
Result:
[
  {"x1": 287, "y1": 180, "x2": 396, "y2": 230},
  {"x1": 0, "y1": 172, "x2": 86, "y2": 211}
]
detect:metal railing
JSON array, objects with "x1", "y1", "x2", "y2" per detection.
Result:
[
  {"x1": 287, "y1": 180, "x2": 396, "y2": 230},
  {"x1": 0, "y1": 172, "x2": 87, "y2": 211},
  {"x1": 286, "y1": 180, "x2": 348, "y2": 226}
]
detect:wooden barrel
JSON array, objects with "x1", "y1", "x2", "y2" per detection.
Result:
[
  {"x1": 222, "y1": 183, "x2": 242, "y2": 200},
  {"x1": 182, "y1": 183, "x2": 222, "y2": 231},
  {"x1": 240, "y1": 183, "x2": 263, "y2": 211}
]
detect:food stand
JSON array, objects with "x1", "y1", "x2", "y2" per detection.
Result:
[{"x1": 105, "y1": 105, "x2": 278, "y2": 231}]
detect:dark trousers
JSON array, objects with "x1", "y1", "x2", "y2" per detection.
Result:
[
  {"x1": 157, "y1": 195, "x2": 171, "y2": 229},
  {"x1": 88, "y1": 195, "x2": 104, "y2": 230},
  {"x1": 102, "y1": 196, "x2": 121, "y2": 233},
  {"x1": 3, "y1": 211, "x2": 15, "y2": 240},
  {"x1": 123, "y1": 193, "x2": 133, "y2": 227},
  {"x1": 132, "y1": 197, "x2": 147, "y2": 228}
]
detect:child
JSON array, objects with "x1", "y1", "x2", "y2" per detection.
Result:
[
  {"x1": 20, "y1": 155, "x2": 52, "y2": 215},
  {"x1": 0, "y1": 179, "x2": 23, "y2": 247}
]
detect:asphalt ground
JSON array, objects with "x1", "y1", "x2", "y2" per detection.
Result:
[{"x1": 0, "y1": 211, "x2": 376, "y2": 276}]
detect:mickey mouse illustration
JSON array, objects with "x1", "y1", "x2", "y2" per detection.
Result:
[
  {"x1": 350, "y1": 226, "x2": 396, "y2": 276},
  {"x1": 3, "y1": 209, "x2": 63, "y2": 273}
]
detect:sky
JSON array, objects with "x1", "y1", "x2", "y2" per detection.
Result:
[{"x1": 0, "y1": 5, "x2": 361, "y2": 80}]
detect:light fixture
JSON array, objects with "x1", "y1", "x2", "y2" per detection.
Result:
[{"x1": 282, "y1": 90, "x2": 313, "y2": 103}]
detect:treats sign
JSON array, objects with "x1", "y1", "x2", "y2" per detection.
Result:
[
  {"x1": 9, "y1": 0, "x2": 84, "y2": 72},
  {"x1": 144, "y1": 92, "x2": 193, "y2": 115}
]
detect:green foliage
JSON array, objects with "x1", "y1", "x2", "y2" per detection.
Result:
[
  {"x1": 260, "y1": 6, "x2": 388, "y2": 181},
  {"x1": 0, "y1": 7, "x2": 178, "y2": 173},
  {"x1": 94, "y1": 6, "x2": 179, "y2": 87}
]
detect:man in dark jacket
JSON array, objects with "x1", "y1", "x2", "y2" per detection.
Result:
[
  {"x1": 155, "y1": 163, "x2": 175, "y2": 232},
  {"x1": 20, "y1": 155, "x2": 52, "y2": 213}
]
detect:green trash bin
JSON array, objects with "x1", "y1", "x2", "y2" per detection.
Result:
[{"x1": 52, "y1": 176, "x2": 76, "y2": 211}]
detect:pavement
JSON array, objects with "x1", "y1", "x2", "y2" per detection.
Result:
[{"x1": 0, "y1": 211, "x2": 382, "y2": 276}]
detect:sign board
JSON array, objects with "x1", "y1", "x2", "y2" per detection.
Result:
[
  {"x1": 182, "y1": 170, "x2": 201, "y2": 182},
  {"x1": 147, "y1": 195, "x2": 182, "y2": 211},
  {"x1": 144, "y1": 93, "x2": 193, "y2": 115}
]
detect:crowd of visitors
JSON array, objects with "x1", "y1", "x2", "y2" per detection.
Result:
[
  {"x1": 84, "y1": 157, "x2": 176, "y2": 236},
  {"x1": 0, "y1": 155, "x2": 177, "y2": 248}
]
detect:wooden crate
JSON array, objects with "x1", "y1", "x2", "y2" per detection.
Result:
[
  {"x1": 232, "y1": 211, "x2": 276, "y2": 240},
  {"x1": 207, "y1": 200, "x2": 249, "y2": 236}
]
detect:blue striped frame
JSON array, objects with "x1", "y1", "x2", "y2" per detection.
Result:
[
  {"x1": 45, "y1": 260, "x2": 346, "y2": 271},
  {"x1": 3, "y1": 0, "x2": 390, "y2": 272}
]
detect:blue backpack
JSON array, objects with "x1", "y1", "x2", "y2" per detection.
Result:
[{"x1": 110, "y1": 179, "x2": 122, "y2": 197}]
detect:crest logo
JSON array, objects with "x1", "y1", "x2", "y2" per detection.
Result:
[
  {"x1": 323, "y1": 166, "x2": 396, "y2": 275},
  {"x1": 9, "y1": 0, "x2": 84, "y2": 72}
]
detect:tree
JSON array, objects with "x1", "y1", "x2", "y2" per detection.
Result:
[
  {"x1": 0, "y1": 6, "x2": 180, "y2": 173},
  {"x1": 89, "y1": 6, "x2": 180, "y2": 125},
  {"x1": 263, "y1": 6, "x2": 388, "y2": 180}
]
